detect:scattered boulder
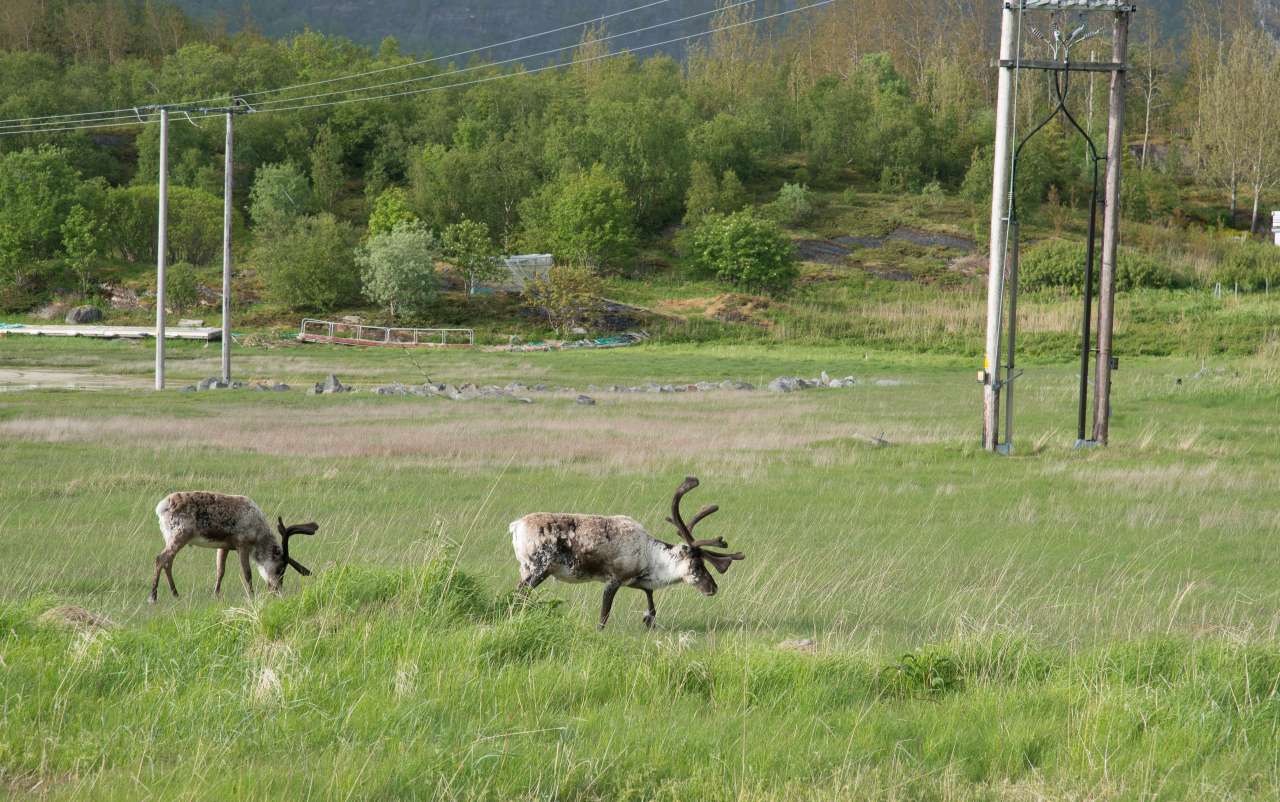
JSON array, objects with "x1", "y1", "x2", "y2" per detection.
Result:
[
  {"x1": 374, "y1": 383, "x2": 410, "y2": 396},
  {"x1": 65, "y1": 305, "x2": 103, "y2": 324},
  {"x1": 197, "y1": 377, "x2": 229, "y2": 391},
  {"x1": 312, "y1": 374, "x2": 348, "y2": 394},
  {"x1": 768, "y1": 377, "x2": 801, "y2": 393},
  {"x1": 179, "y1": 385, "x2": 197, "y2": 393},
  {"x1": 576, "y1": 394, "x2": 596, "y2": 406}
]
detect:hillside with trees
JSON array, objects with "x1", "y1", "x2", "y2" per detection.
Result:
[{"x1": 1, "y1": 0, "x2": 1278, "y2": 353}]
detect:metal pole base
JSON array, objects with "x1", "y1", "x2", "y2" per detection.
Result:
[
  {"x1": 1074, "y1": 439, "x2": 1100, "y2": 449},
  {"x1": 995, "y1": 443, "x2": 1013, "y2": 456}
]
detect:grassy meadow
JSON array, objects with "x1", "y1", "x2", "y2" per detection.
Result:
[{"x1": 3, "y1": 339, "x2": 1280, "y2": 799}]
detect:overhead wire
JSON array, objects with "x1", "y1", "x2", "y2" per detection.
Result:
[
  {"x1": 0, "y1": 0, "x2": 675, "y2": 128},
  {"x1": 0, "y1": 1, "x2": 832, "y2": 137}
]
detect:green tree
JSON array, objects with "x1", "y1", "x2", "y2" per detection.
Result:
[
  {"x1": 769, "y1": 182, "x2": 813, "y2": 225},
  {"x1": 683, "y1": 161, "x2": 720, "y2": 225},
  {"x1": 0, "y1": 145, "x2": 83, "y2": 287},
  {"x1": 61, "y1": 204, "x2": 103, "y2": 295},
  {"x1": 249, "y1": 162, "x2": 313, "y2": 231},
  {"x1": 442, "y1": 219, "x2": 503, "y2": 296},
  {"x1": 522, "y1": 263, "x2": 605, "y2": 335},
  {"x1": 356, "y1": 221, "x2": 439, "y2": 319},
  {"x1": 686, "y1": 211, "x2": 797, "y2": 295},
  {"x1": 310, "y1": 125, "x2": 345, "y2": 213},
  {"x1": 718, "y1": 169, "x2": 747, "y2": 213},
  {"x1": 254, "y1": 214, "x2": 359, "y2": 311},
  {"x1": 368, "y1": 186, "x2": 419, "y2": 237},
  {"x1": 520, "y1": 165, "x2": 637, "y2": 270}
]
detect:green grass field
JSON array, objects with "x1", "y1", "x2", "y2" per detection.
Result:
[{"x1": 3, "y1": 340, "x2": 1280, "y2": 799}]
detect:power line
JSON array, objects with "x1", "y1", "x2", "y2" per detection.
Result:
[
  {"x1": 0, "y1": 1, "x2": 832, "y2": 137},
  {"x1": 247, "y1": 0, "x2": 762, "y2": 111},
  {"x1": 0, "y1": 0, "x2": 674, "y2": 129}
]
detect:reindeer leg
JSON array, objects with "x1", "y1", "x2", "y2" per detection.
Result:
[
  {"x1": 149, "y1": 550, "x2": 172, "y2": 604},
  {"x1": 517, "y1": 566, "x2": 550, "y2": 591},
  {"x1": 598, "y1": 580, "x2": 622, "y2": 630},
  {"x1": 213, "y1": 549, "x2": 228, "y2": 597},
  {"x1": 641, "y1": 589, "x2": 657, "y2": 629},
  {"x1": 238, "y1": 549, "x2": 255, "y2": 599}
]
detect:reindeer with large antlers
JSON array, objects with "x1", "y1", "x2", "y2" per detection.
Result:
[
  {"x1": 149, "y1": 491, "x2": 319, "y2": 603},
  {"x1": 509, "y1": 477, "x2": 745, "y2": 629}
]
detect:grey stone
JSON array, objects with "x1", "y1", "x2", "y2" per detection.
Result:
[
  {"x1": 695, "y1": 382, "x2": 717, "y2": 391},
  {"x1": 374, "y1": 383, "x2": 410, "y2": 396},
  {"x1": 271, "y1": 383, "x2": 290, "y2": 392},
  {"x1": 179, "y1": 385, "x2": 197, "y2": 393},
  {"x1": 515, "y1": 397, "x2": 534, "y2": 404},
  {"x1": 576, "y1": 394, "x2": 596, "y2": 406},
  {"x1": 533, "y1": 383, "x2": 548, "y2": 392},
  {"x1": 196, "y1": 377, "x2": 229, "y2": 391},
  {"x1": 768, "y1": 377, "x2": 800, "y2": 393},
  {"x1": 65, "y1": 305, "x2": 103, "y2": 324},
  {"x1": 778, "y1": 638, "x2": 817, "y2": 653},
  {"x1": 316, "y1": 374, "x2": 347, "y2": 394}
]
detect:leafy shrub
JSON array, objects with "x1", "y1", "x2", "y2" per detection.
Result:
[
  {"x1": 103, "y1": 185, "x2": 232, "y2": 265},
  {"x1": 165, "y1": 262, "x2": 200, "y2": 314},
  {"x1": 685, "y1": 211, "x2": 797, "y2": 295},
  {"x1": 249, "y1": 162, "x2": 313, "y2": 231},
  {"x1": 522, "y1": 263, "x2": 604, "y2": 335},
  {"x1": 519, "y1": 164, "x2": 637, "y2": 270},
  {"x1": 367, "y1": 186, "x2": 419, "y2": 238},
  {"x1": 768, "y1": 182, "x2": 813, "y2": 226},
  {"x1": 1020, "y1": 239, "x2": 1181, "y2": 293},
  {"x1": 1214, "y1": 240, "x2": 1280, "y2": 291},
  {"x1": 356, "y1": 221, "x2": 439, "y2": 319},
  {"x1": 254, "y1": 213, "x2": 359, "y2": 311},
  {"x1": 878, "y1": 648, "x2": 964, "y2": 698}
]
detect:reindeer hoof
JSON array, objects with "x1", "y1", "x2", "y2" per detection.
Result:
[
  {"x1": 147, "y1": 595, "x2": 157, "y2": 605},
  {"x1": 642, "y1": 614, "x2": 655, "y2": 629}
]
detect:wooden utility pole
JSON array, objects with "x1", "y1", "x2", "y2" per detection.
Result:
[
  {"x1": 155, "y1": 107, "x2": 169, "y2": 391},
  {"x1": 982, "y1": 1, "x2": 1018, "y2": 452},
  {"x1": 220, "y1": 108, "x2": 234, "y2": 384},
  {"x1": 1092, "y1": 11, "x2": 1130, "y2": 445}
]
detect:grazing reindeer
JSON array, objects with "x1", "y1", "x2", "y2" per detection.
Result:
[
  {"x1": 510, "y1": 477, "x2": 745, "y2": 629},
  {"x1": 150, "y1": 491, "x2": 319, "y2": 604}
]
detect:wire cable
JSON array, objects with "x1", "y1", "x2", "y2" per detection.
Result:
[
  {"x1": 0, "y1": 0, "x2": 675, "y2": 128},
  {"x1": 0, "y1": 1, "x2": 831, "y2": 136}
]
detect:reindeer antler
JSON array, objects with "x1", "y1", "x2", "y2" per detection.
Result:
[
  {"x1": 277, "y1": 517, "x2": 318, "y2": 565},
  {"x1": 667, "y1": 477, "x2": 729, "y2": 549}
]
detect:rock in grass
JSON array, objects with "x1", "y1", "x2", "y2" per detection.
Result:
[
  {"x1": 312, "y1": 374, "x2": 347, "y2": 394},
  {"x1": 576, "y1": 394, "x2": 596, "y2": 406},
  {"x1": 778, "y1": 638, "x2": 817, "y2": 653},
  {"x1": 65, "y1": 305, "x2": 103, "y2": 324},
  {"x1": 197, "y1": 377, "x2": 229, "y2": 391},
  {"x1": 38, "y1": 605, "x2": 113, "y2": 631},
  {"x1": 768, "y1": 377, "x2": 800, "y2": 393},
  {"x1": 374, "y1": 383, "x2": 410, "y2": 396}
]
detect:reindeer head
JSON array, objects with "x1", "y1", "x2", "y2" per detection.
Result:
[
  {"x1": 265, "y1": 517, "x2": 319, "y2": 592},
  {"x1": 666, "y1": 476, "x2": 744, "y2": 596}
]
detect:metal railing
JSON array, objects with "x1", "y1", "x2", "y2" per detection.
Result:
[{"x1": 298, "y1": 319, "x2": 475, "y2": 347}]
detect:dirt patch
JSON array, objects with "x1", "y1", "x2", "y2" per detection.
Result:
[
  {"x1": 0, "y1": 369, "x2": 152, "y2": 391},
  {"x1": 705, "y1": 294, "x2": 773, "y2": 328},
  {"x1": 948, "y1": 254, "x2": 987, "y2": 278},
  {"x1": 38, "y1": 605, "x2": 114, "y2": 631}
]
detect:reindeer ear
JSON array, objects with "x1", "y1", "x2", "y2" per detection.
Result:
[
  {"x1": 703, "y1": 551, "x2": 744, "y2": 574},
  {"x1": 287, "y1": 558, "x2": 312, "y2": 576}
]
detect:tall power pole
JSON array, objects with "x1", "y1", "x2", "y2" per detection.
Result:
[
  {"x1": 1092, "y1": 11, "x2": 1130, "y2": 445},
  {"x1": 981, "y1": 2, "x2": 1019, "y2": 451},
  {"x1": 155, "y1": 107, "x2": 169, "y2": 391},
  {"x1": 221, "y1": 108, "x2": 234, "y2": 384}
]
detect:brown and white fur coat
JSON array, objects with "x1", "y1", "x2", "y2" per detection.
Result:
[
  {"x1": 510, "y1": 478, "x2": 744, "y2": 628},
  {"x1": 150, "y1": 491, "x2": 317, "y2": 603}
]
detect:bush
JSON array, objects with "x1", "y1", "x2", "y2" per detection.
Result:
[
  {"x1": 685, "y1": 211, "x2": 797, "y2": 295},
  {"x1": 519, "y1": 165, "x2": 637, "y2": 271},
  {"x1": 522, "y1": 263, "x2": 604, "y2": 335},
  {"x1": 254, "y1": 213, "x2": 359, "y2": 311},
  {"x1": 165, "y1": 262, "x2": 200, "y2": 314},
  {"x1": 1214, "y1": 241, "x2": 1280, "y2": 292},
  {"x1": 1020, "y1": 239, "x2": 1182, "y2": 293},
  {"x1": 768, "y1": 182, "x2": 813, "y2": 226},
  {"x1": 102, "y1": 185, "x2": 231, "y2": 265},
  {"x1": 367, "y1": 186, "x2": 418, "y2": 238},
  {"x1": 356, "y1": 221, "x2": 439, "y2": 319},
  {"x1": 249, "y1": 162, "x2": 313, "y2": 231}
]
